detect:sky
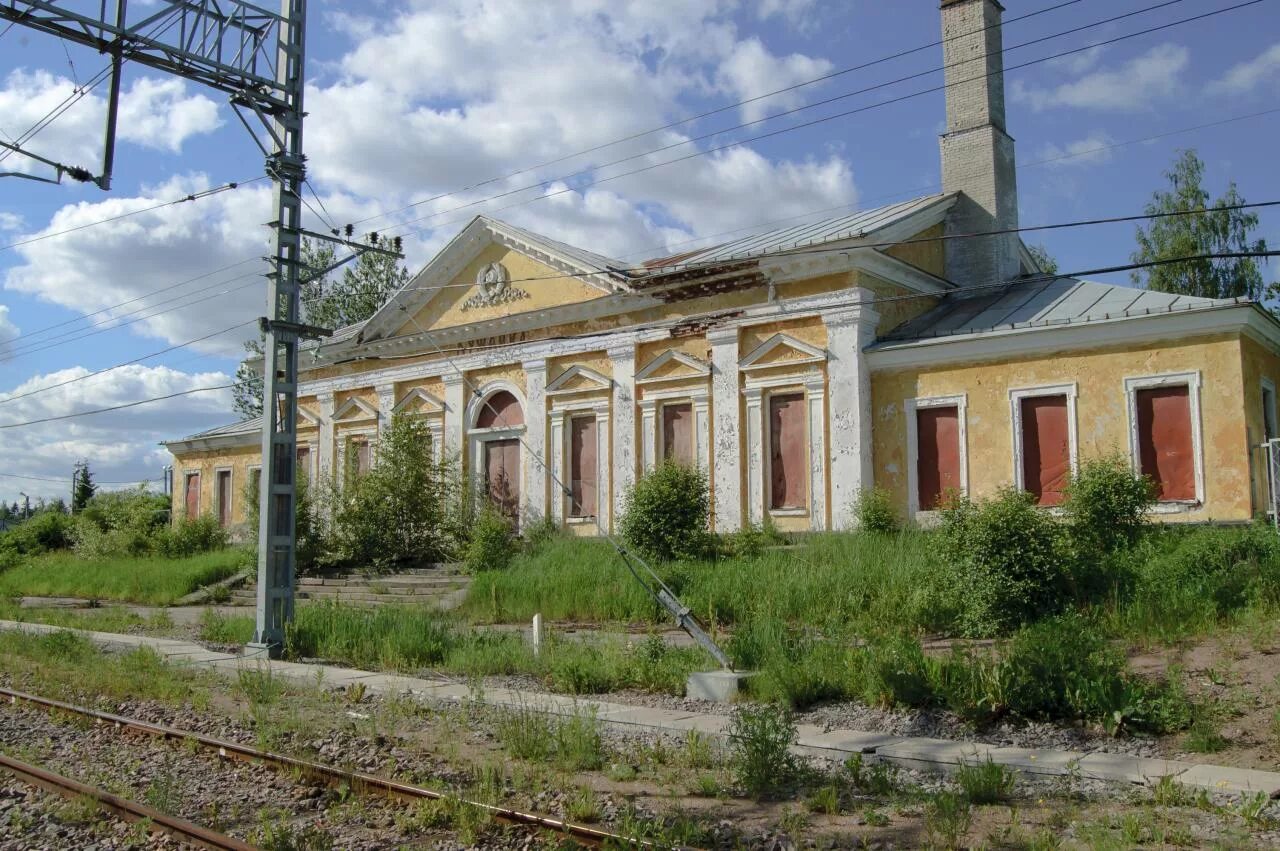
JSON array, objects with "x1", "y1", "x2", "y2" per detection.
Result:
[{"x1": 1, "y1": 0, "x2": 1278, "y2": 506}]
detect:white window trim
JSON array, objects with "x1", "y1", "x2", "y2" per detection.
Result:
[
  {"x1": 212, "y1": 466, "x2": 234, "y2": 526},
  {"x1": 1261, "y1": 378, "x2": 1277, "y2": 516},
  {"x1": 638, "y1": 387, "x2": 711, "y2": 474},
  {"x1": 182, "y1": 470, "x2": 201, "y2": 517},
  {"x1": 1262, "y1": 378, "x2": 1278, "y2": 440},
  {"x1": 337, "y1": 427, "x2": 378, "y2": 482},
  {"x1": 296, "y1": 440, "x2": 317, "y2": 481},
  {"x1": 905, "y1": 394, "x2": 968, "y2": 522},
  {"x1": 549, "y1": 397, "x2": 610, "y2": 525},
  {"x1": 1124, "y1": 371, "x2": 1205, "y2": 512},
  {"x1": 1009, "y1": 383, "x2": 1079, "y2": 503}
]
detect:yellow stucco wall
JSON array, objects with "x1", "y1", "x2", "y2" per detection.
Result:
[
  {"x1": 885, "y1": 223, "x2": 946, "y2": 277},
  {"x1": 860, "y1": 272, "x2": 941, "y2": 337},
  {"x1": 171, "y1": 445, "x2": 261, "y2": 531},
  {"x1": 873, "y1": 334, "x2": 1251, "y2": 523},
  {"x1": 1240, "y1": 334, "x2": 1280, "y2": 516},
  {"x1": 398, "y1": 244, "x2": 612, "y2": 336}
]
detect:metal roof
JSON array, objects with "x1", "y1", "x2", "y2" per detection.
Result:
[
  {"x1": 644, "y1": 193, "x2": 954, "y2": 268},
  {"x1": 174, "y1": 415, "x2": 262, "y2": 442},
  {"x1": 881, "y1": 277, "x2": 1238, "y2": 342}
]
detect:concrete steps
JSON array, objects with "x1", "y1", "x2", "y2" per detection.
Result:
[{"x1": 228, "y1": 567, "x2": 470, "y2": 609}]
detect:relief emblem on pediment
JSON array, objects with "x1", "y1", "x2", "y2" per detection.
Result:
[{"x1": 462, "y1": 261, "x2": 530, "y2": 311}]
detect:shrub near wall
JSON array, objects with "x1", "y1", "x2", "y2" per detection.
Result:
[{"x1": 619, "y1": 462, "x2": 710, "y2": 562}]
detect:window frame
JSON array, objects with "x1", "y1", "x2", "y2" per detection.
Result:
[
  {"x1": 213, "y1": 466, "x2": 234, "y2": 528},
  {"x1": 182, "y1": 470, "x2": 201, "y2": 518},
  {"x1": 1262, "y1": 377, "x2": 1278, "y2": 516},
  {"x1": 905, "y1": 394, "x2": 968, "y2": 521},
  {"x1": 763, "y1": 387, "x2": 810, "y2": 516},
  {"x1": 567, "y1": 412, "x2": 599, "y2": 519},
  {"x1": 1009, "y1": 383, "x2": 1079, "y2": 507},
  {"x1": 657, "y1": 400, "x2": 696, "y2": 467},
  {"x1": 1124, "y1": 371, "x2": 1204, "y2": 511}
]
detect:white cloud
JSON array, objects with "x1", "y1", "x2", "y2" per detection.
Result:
[
  {"x1": 0, "y1": 212, "x2": 24, "y2": 232},
  {"x1": 0, "y1": 363, "x2": 232, "y2": 505},
  {"x1": 1032, "y1": 131, "x2": 1117, "y2": 168},
  {"x1": 1012, "y1": 43, "x2": 1189, "y2": 111},
  {"x1": 0, "y1": 305, "x2": 19, "y2": 359},
  {"x1": 0, "y1": 70, "x2": 221, "y2": 178},
  {"x1": 1208, "y1": 43, "x2": 1280, "y2": 96},
  {"x1": 716, "y1": 38, "x2": 833, "y2": 123}
]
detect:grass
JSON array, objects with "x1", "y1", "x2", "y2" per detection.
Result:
[
  {"x1": 0, "y1": 599, "x2": 174, "y2": 634},
  {"x1": 0, "y1": 548, "x2": 249, "y2": 606}
]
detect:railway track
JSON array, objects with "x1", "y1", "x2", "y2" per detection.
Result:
[
  {"x1": 0, "y1": 685, "x2": 659, "y2": 849},
  {"x1": 0, "y1": 751, "x2": 252, "y2": 850}
]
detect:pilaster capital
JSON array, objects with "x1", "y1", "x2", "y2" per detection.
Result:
[
  {"x1": 606, "y1": 344, "x2": 635, "y2": 362},
  {"x1": 521, "y1": 358, "x2": 548, "y2": 375},
  {"x1": 706, "y1": 326, "x2": 739, "y2": 347},
  {"x1": 442, "y1": 371, "x2": 466, "y2": 387}
]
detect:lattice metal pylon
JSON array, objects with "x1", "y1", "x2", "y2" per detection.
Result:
[{"x1": 1, "y1": 0, "x2": 310, "y2": 656}]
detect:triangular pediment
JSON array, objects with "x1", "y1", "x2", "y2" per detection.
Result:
[
  {"x1": 636, "y1": 350, "x2": 711, "y2": 385},
  {"x1": 546, "y1": 364, "x2": 613, "y2": 396},
  {"x1": 739, "y1": 333, "x2": 827, "y2": 371},
  {"x1": 354, "y1": 216, "x2": 630, "y2": 346},
  {"x1": 393, "y1": 387, "x2": 445, "y2": 416},
  {"x1": 333, "y1": 396, "x2": 379, "y2": 422}
]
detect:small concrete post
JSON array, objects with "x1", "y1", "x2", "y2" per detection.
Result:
[{"x1": 531, "y1": 613, "x2": 542, "y2": 657}]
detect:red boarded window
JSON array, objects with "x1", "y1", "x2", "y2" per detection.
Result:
[
  {"x1": 216, "y1": 470, "x2": 232, "y2": 527},
  {"x1": 569, "y1": 416, "x2": 598, "y2": 517},
  {"x1": 768, "y1": 393, "x2": 807, "y2": 511},
  {"x1": 296, "y1": 446, "x2": 311, "y2": 480},
  {"x1": 350, "y1": 439, "x2": 371, "y2": 475},
  {"x1": 477, "y1": 390, "x2": 524, "y2": 428},
  {"x1": 916, "y1": 406, "x2": 960, "y2": 511},
  {"x1": 662, "y1": 403, "x2": 694, "y2": 466},
  {"x1": 1020, "y1": 395, "x2": 1070, "y2": 506},
  {"x1": 184, "y1": 473, "x2": 200, "y2": 518},
  {"x1": 1136, "y1": 385, "x2": 1195, "y2": 501}
]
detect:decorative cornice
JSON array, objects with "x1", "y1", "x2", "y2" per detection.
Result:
[
  {"x1": 546, "y1": 364, "x2": 613, "y2": 396},
  {"x1": 739, "y1": 332, "x2": 827, "y2": 371}
]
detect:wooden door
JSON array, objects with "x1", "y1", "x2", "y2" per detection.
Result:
[
  {"x1": 216, "y1": 470, "x2": 232, "y2": 527},
  {"x1": 184, "y1": 473, "x2": 200, "y2": 518},
  {"x1": 485, "y1": 439, "x2": 521, "y2": 521},
  {"x1": 662, "y1": 403, "x2": 694, "y2": 466}
]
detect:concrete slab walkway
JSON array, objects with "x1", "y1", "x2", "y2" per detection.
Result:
[{"x1": 5, "y1": 619, "x2": 1279, "y2": 798}]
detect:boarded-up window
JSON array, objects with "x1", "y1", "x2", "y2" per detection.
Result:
[
  {"x1": 485, "y1": 438, "x2": 520, "y2": 520},
  {"x1": 1136, "y1": 385, "x2": 1195, "y2": 501},
  {"x1": 296, "y1": 445, "x2": 311, "y2": 479},
  {"x1": 916, "y1": 406, "x2": 960, "y2": 511},
  {"x1": 184, "y1": 472, "x2": 200, "y2": 518},
  {"x1": 1019, "y1": 395, "x2": 1070, "y2": 506},
  {"x1": 569, "y1": 416, "x2": 598, "y2": 517},
  {"x1": 349, "y1": 439, "x2": 371, "y2": 475},
  {"x1": 768, "y1": 393, "x2": 807, "y2": 511},
  {"x1": 661, "y1": 403, "x2": 694, "y2": 466},
  {"x1": 216, "y1": 470, "x2": 232, "y2": 527},
  {"x1": 477, "y1": 390, "x2": 524, "y2": 428}
]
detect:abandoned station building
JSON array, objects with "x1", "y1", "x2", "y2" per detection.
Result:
[{"x1": 166, "y1": 0, "x2": 1280, "y2": 535}]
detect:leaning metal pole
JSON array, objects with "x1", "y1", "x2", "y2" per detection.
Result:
[{"x1": 250, "y1": 0, "x2": 307, "y2": 657}]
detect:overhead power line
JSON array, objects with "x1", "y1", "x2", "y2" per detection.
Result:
[
  {"x1": 0, "y1": 383, "x2": 235, "y2": 430},
  {"x1": 0, "y1": 318, "x2": 256, "y2": 405},
  {"x1": 0, "y1": 471, "x2": 160, "y2": 485},
  {"x1": 0, "y1": 177, "x2": 266, "y2": 252},
  {"x1": 348, "y1": 0, "x2": 1092, "y2": 230},
  {"x1": 386, "y1": 0, "x2": 1265, "y2": 243}
]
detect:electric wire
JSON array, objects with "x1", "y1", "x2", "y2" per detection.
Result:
[
  {"x1": 0, "y1": 383, "x2": 235, "y2": 430},
  {"x1": 0, "y1": 177, "x2": 267, "y2": 252},
  {"x1": 347, "y1": 0, "x2": 1093, "y2": 230},
  {"x1": 386, "y1": 0, "x2": 1266, "y2": 243},
  {"x1": 0, "y1": 318, "x2": 257, "y2": 405},
  {"x1": 0, "y1": 471, "x2": 159, "y2": 485}
]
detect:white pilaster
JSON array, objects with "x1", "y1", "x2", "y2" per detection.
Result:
[
  {"x1": 638, "y1": 399, "x2": 658, "y2": 473},
  {"x1": 709, "y1": 328, "x2": 742, "y2": 532},
  {"x1": 608, "y1": 346, "x2": 636, "y2": 528},
  {"x1": 522, "y1": 359, "x2": 548, "y2": 520},
  {"x1": 693, "y1": 394, "x2": 711, "y2": 474},
  {"x1": 375, "y1": 383, "x2": 395, "y2": 435},
  {"x1": 443, "y1": 372, "x2": 466, "y2": 462},
  {"x1": 317, "y1": 391, "x2": 335, "y2": 481},
  {"x1": 743, "y1": 387, "x2": 764, "y2": 527},
  {"x1": 805, "y1": 374, "x2": 828, "y2": 531},
  {"x1": 596, "y1": 404, "x2": 613, "y2": 530},
  {"x1": 548, "y1": 414, "x2": 566, "y2": 524},
  {"x1": 826, "y1": 292, "x2": 880, "y2": 529}
]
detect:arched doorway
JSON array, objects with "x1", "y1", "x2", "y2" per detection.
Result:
[{"x1": 468, "y1": 386, "x2": 525, "y2": 524}]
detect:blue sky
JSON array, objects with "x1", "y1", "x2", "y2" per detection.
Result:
[{"x1": 1, "y1": 0, "x2": 1278, "y2": 504}]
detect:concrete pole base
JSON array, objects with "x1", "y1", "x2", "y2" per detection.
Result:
[{"x1": 686, "y1": 670, "x2": 756, "y2": 703}]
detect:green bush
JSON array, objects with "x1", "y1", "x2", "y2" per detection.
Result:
[
  {"x1": 463, "y1": 508, "x2": 517, "y2": 573},
  {"x1": 853, "y1": 487, "x2": 899, "y2": 533},
  {"x1": 1063, "y1": 455, "x2": 1155, "y2": 567},
  {"x1": 619, "y1": 462, "x2": 710, "y2": 562},
  {"x1": 153, "y1": 515, "x2": 228, "y2": 558},
  {"x1": 858, "y1": 633, "x2": 933, "y2": 708},
  {"x1": 70, "y1": 487, "x2": 171, "y2": 558},
  {"x1": 0, "y1": 509, "x2": 73, "y2": 556},
  {"x1": 940, "y1": 489, "x2": 1069, "y2": 636},
  {"x1": 727, "y1": 702, "x2": 799, "y2": 800},
  {"x1": 329, "y1": 415, "x2": 468, "y2": 570}
]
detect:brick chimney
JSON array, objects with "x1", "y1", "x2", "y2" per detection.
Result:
[{"x1": 939, "y1": 0, "x2": 1021, "y2": 289}]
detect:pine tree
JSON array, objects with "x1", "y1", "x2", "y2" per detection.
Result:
[
  {"x1": 71, "y1": 461, "x2": 96, "y2": 513},
  {"x1": 1132, "y1": 149, "x2": 1274, "y2": 301}
]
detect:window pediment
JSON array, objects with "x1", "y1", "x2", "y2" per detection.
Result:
[
  {"x1": 739, "y1": 333, "x2": 827, "y2": 371},
  {"x1": 636, "y1": 350, "x2": 711, "y2": 385},
  {"x1": 332, "y1": 396, "x2": 379, "y2": 423},
  {"x1": 393, "y1": 387, "x2": 445, "y2": 417},
  {"x1": 546, "y1": 364, "x2": 613, "y2": 397}
]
